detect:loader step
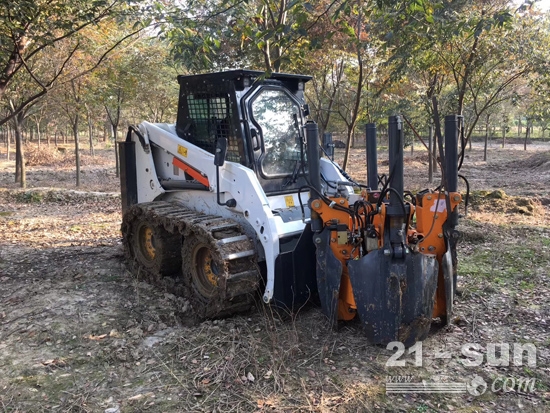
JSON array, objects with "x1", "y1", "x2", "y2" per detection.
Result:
[
  {"x1": 223, "y1": 250, "x2": 256, "y2": 261},
  {"x1": 209, "y1": 223, "x2": 241, "y2": 232},
  {"x1": 217, "y1": 235, "x2": 249, "y2": 245}
]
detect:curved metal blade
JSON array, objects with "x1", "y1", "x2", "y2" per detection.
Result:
[
  {"x1": 442, "y1": 245, "x2": 454, "y2": 326},
  {"x1": 314, "y1": 229, "x2": 342, "y2": 328},
  {"x1": 348, "y1": 250, "x2": 438, "y2": 346}
]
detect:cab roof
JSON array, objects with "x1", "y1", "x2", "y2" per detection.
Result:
[{"x1": 177, "y1": 69, "x2": 312, "y2": 84}]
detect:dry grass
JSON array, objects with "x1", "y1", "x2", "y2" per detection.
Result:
[
  {"x1": 509, "y1": 151, "x2": 550, "y2": 171},
  {"x1": 24, "y1": 143, "x2": 115, "y2": 167},
  {"x1": 0, "y1": 142, "x2": 119, "y2": 192},
  {"x1": 467, "y1": 189, "x2": 549, "y2": 226}
]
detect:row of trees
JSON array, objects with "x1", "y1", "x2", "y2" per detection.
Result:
[
  {"x1": 0, "y1": 0, "x2": 180, "y2": 187},
  {"x1": 2, "y1": 0, "x2": 550, "y2": 187}
]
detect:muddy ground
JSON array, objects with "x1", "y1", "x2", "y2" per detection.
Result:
[{"x1": 0, "y1": 141, "x2": 549, "y2": 412}]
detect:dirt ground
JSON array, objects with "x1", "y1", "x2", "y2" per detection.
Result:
[{"x1": 0, "y1": 141, "x2": 549, "y2": 412}]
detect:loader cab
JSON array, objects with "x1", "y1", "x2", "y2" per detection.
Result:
[{"x1": 176, "y1": 70, "x2": 312, "y2": 195}]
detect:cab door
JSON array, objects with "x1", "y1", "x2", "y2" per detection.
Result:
[{"x1": 243, "y1": 85, "x2": 309, "y2": 195}]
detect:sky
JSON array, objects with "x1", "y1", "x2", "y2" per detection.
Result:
[
  {"x1": 517, "y1": 0, "x2": 550, "y2": 11},
  {"x1": 534, "y1": 0, "x2": 550, "y2": 10}
]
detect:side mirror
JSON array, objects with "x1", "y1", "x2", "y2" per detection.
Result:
[{"x1": 214, "y1": 137, "x2": 227, "y2": 166}]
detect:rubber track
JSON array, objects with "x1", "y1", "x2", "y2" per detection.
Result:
[{"x1": 121, "y1": 201, "x2": 260, "y2": 318}]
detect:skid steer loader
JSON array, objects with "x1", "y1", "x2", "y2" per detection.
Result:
[{"x1": 119, "y1": 69, "x2": 462, "y2": 345}]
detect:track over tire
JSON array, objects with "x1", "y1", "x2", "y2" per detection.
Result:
[
  {"x1": 122, "y1": 202, "x2": 260, "y2": 320},
  {"x1": 127, "y1": 215, "x2": 181, "y2": 278},
  {"x1": 182, "y1": 232, "x2": 225, "y2": 319},
  {"x1": 182, "y1": 225, "x2": 259, "y2": 320}
]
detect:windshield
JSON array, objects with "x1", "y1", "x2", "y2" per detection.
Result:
[{"x1": 251, "y1": 89, "x2": 303, "y2": 176}]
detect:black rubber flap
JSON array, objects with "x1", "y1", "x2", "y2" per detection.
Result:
[
  {"x1": 348, "y1": 250, "x2": 438, "y2": 346},
  {"x1": 314, "y1": 229, "x2": 342, "y2": 328}
]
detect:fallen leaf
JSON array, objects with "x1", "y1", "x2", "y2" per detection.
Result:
[
  {"x1": 88, "y1": 334, "x2": 107, "y2": 341},
  {"x1": 128, "y1": 394, "x2": 143, "y2": 401}
]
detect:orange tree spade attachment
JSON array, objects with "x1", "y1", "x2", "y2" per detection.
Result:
[{"x1": 309, "y1": 115, "x2": 463, "y2": 346}]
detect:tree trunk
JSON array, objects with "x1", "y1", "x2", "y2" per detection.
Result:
[
  {"x1": 318, "y1": 62, "x2": 343, "y2": 138},
  {"x1": 74, "y1": 114, "x2": 81, "y2": 187},
  {"x1": 113, "y1": 125, "x2": 119, "y2": 178},
  {"x1": 261, "y1": 7, "x2": 272, "y2": 72},
  {"x1": 14, "y1": 113, "x2": 26, "y2": 188},
  {"x1": 433, "y1": 124, "x2": 438, "y2": 173},
  {"x1": 4, "y1": 126, "x2": 9, "y2": 162},
  {"x1": 428, "y1": 125, "x2": 433, "y2": 183},
  {"x1": 518, "y1": 116, "x2": 522, "y2": 137},
  {"x1": 7, "y1": 125, "x2": 11, "y2": 161},
  {"x1": 342, "y1": 5, "x2": 364, "y2": 171},
  {"x1": 37, "y1": 124, "x2": 41, "y2": 149},
  {"x1": 15, "y1": 128, "x2": 21, "y2": 183},
  {"x1": 457, "y1": 35, "x2": 479, "y2": 117},
  {"x1": 524, "y1": 121, "x2": 530, "y2": 151},
  {"x1": 88, "y1": 115, "x2": 94, "y2": 156},
  {"x1": 86, "y1": 106, "x2": 95, "y2": 156},
  {"x1": 483, "y1": 114, "x2": 489, "y2": 161}
]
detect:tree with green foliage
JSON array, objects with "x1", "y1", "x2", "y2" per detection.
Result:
[
  {"x1": 0, "y1": 0, "x2": 147, "y2": 125},
  {"x1": 380, "y1": 0, "x2": 549, "y2": 155},
  {"x1": 161, "y1": 0, "x2": 349, "y2": 73},
  {"x1": 0, "y1": 0, "x2": 149, "y2": 186}
]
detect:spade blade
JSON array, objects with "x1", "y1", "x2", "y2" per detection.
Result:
[
  {"x1": 348, "y1": 250, "x2": 438, "y2": 346},
  {"x1": 441, "y1": 245, "x2": 454, "y2": 325},
  {"x1": 314, "y1": 229, "x2": 342, "y2": 328}
]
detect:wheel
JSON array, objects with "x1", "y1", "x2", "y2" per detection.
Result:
[
  {"x1": 134, "y1": 220, "x2": 157, "y2": 266},
  {"x1": 182, "y1": 233, "x2": 225, "y2": 318},
  {"x1": 129, "y1": 216, "x2": 181, "y2": 276},
  {"x1": 191, "y1": 241, "x2": 222, "y2": 299}
]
